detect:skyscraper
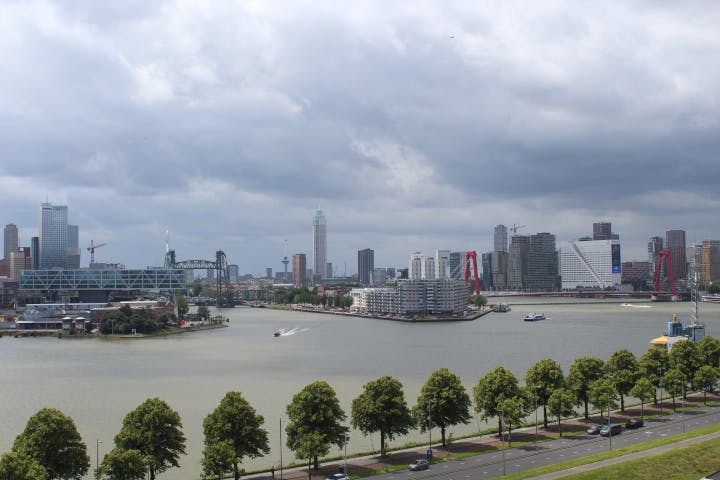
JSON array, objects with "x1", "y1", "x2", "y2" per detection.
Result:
[
  {"x1": 666, "y1": 229, "x2": 687, "y2": 281},
  {"x1": 293, "y1": 253, "x2": 307, "y2": 285},
  {"x1": 435, "y1": 250, "x2": 450, "y2": 279},
  {"x1": 494, "y1": 225, "x2": 508, "y2": 252},
  {"x1": 4, "y1": 224, "x2": 18, "y2": 263},
  {"x1": 409, "y1": 252, "x2": 424, "y2": 280},
  {"x1": 593, "y1": 222, "x2": 612, "y2": 240},
  {"x1": 448, "y1": 251, "x2": 466, "y2": 281},
  {"x1": 67, "y1": 224, "x2": 80, "y2": 268},
  {"x1": 39, "y1": 202, "x2": 69, "y2": 269},
  {"x1": 358, "y1": 248, "x2": 374, "y2": 286},
  {"x1": 526, "y1": 233, "x2": 560, "y2": 291},
  {"x1": 481, "y1": 252, "x2": 493, "y2": 290},
  {"x1": 312, "y1": 209, "x2": 327, "y2": 280},
  {"x1": 648, "y1": 236, "x2": 664, "y2": 278},
  {"x1": 508, "y1": 235, "x2": 530, "y2": 290}
]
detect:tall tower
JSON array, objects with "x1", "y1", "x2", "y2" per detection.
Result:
[
  {"x1": 4, "y1": 223, "x2": 18, "y2": 262},
  {"x1": 666, "y1": 229, "x2": 687, "y2": 281},
  {"x1": 312, "y1": 209, "x2": 327, "y2": 280},
  {"x1": 494, "y1": 225, "x2": 508, "y2": 252},
  {"x1": 358, "y1": 248, "x2": 374, "y2": 286},
  {"x1": 293, "y1": 253, "x2": 307, "y2": 286},
  {"x1": 39, "y1": 202, "x2": 69, "y2": 269},
  {"x1": 593, "y1": 222, "x2": 612, "y2": 240},
  {"x1": 67, "y1": 224, "x2": 80, "y2": 268},
  {"x1": 526, "y1": 233, "x2": 560, "y2": 292}
]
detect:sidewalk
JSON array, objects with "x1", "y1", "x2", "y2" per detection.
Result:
[{"x1": 246, "y1": 394, "x2": 718, "y2": 480}]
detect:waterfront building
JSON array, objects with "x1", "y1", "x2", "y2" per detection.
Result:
[
  {"x1": 508, "y1": 235, "x2": 530, "y2": 290},
  {"x1": 350, "y1": 279, "x2": 467, "y2": 316},
  {"x1": 371, "y1": 268, "x2": 386, "y2": 286},
  {"x1": 385, "y1": 267, "x2": 396, "y2": 280},
  {"x1": 592, "y1": 222, "x2": 612, "y2": 240},
  {"x1": 293, "y1": 253, "x2": 307, "y2": 286},
  {"x1": 30, "y1": 236, "x2": 39, "y2": 270},
  {"x1": 409, "y1": 252, "x2": 424, "y2": 280},
  {"x1": 700, "y1": 241, "x2": 720, "y2": 287},
  {"x1": 397, "y1": 268, "x2": 408, "y2": 279},
  {"x1": 326, "y1": 262, "x2": 332, "y2": 279},
  {"x1": 435, "y1": 250, "x2": 451, "y2": 279},
  {"x1": 264, "y1": 267, "x2": 272, "y2": 279},
  {"x1": 666, "y1": 229, "x2": 687, "y2": 281},
  {"x1": 312, "y1": 209, "x2": 327, "y2": 280},
  {"x1": 648, "y1": 236, "x2": 664, "y2": 278},
  {"x1": 39, "y1": 202, "x2": 69, "y2": 269},
  {"x1": 621, "y1": 261, "x2": 651, "y2": 290},
  {"x1": 4, "y1": 223, "x2": 18, "y2": 264},
  {"x1": 424, "y1": 256, "x2": 435, "y2": 280},
  {"x1": 560, "y1": 239, "x2": 621, "y2": 290},
  {"x1": 481, "y1": 252, "x2": 493, "y2": 290},
  {"x1": 9, "y1": 247, "x2": 32, "y2": 281},
  {"x1": 228, "y1": 264, "x2": 239, "y2": 283},
  {"x1": 491, "y1": 251, "x2": 507, "y2": 290},
  {"x1": 448, "y1": 251, "x2": 466, "y2": 281},
  {"x1": 358, "y1": 248, "x2": 374, "y2": 286},
  {"x1": 67, "y1": 224, "x2": 80, "y2": 268},
  {"x1": 526, "y1": 233, "x2": 560, "y2": 292},
  {"x1": 494, "y1": 225, "x2": 508, "y2": 252}
]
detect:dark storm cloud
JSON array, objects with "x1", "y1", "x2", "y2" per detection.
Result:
[{"x1": 1, "y1": 1, "x2": 719, "y2": 270}]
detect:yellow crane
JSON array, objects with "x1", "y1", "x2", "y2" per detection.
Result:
[{"x1": 87, "y1": 240, "x2": 109, "y2": 264}]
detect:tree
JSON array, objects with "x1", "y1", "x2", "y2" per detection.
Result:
[
  {"x1": 497, "y1": 397, "x2": 527, "y2": 446},
  {"x1": 97, "y1": 448, "x2": 146, "y2": 480},
  {"x1": 412, "y1": 369, "x2": 471, "y2": 448},
  {"x1": 566, "y1": 356, "x2": 605, "y2": 420},
  {"x1": 639, "y1": 347, "x2": 669, "y2": 404},
  {"x1": 473, "y1": 366, "x2": 520, "y2": 435},
  {"x1": 286, "y1": 381, "x2": 348, "y2": 470},
  {"x1": 12, "y1": 408, "x2": 89, "y2": 480},
  {"x1": 202, "y1": 391, "x2": 270, "y2": 480},
  {"x1": 351, "y1": 376, "x2": 414, "y2": 457},
  {"x1": 587, "y1": 379, "x2": 618, "y2": 423},
  {"x1": 197, "y1": 306, "x2": 211, "y2": 321},
  {"x1": 0, "y1": 451, "x2": 48, "y2": 480},
  {"x1": 176, "y1": 295, "x2": 189, "y2": 318},
  {"x1": 663, "y1": 369, "x2": 686, "y2": 411},
  {"x1": 294, "y1": 432, "x2": 326, "y2": 480},
  {"x1": 697, "y1": 336, "x2": 720, "y2": 368},
  {"x1": 605, "y1": 349, "x2": 639, "y2": 411},
  {"x1": 669, "y1": 340, "x2": 701, "y2": 384},
  {"x1": 525, "y1": 358, "x2": 565, "y2": 427},
  {"x1": 469, "y1": 295, "x2": 487, "y2": 307},
  {"x1": 694, "y1": 365, "x2": 720, "y2": 405},
  {"x1": 200, "y1": 441, "x2": 235, "y2": 480},
  {"x1": 547, "y1": 388, "x2": 577, "y2": 437},
  {"x1": 630, "y1": 378, "x2": 655, "y2": 418},
  {"x1": 114, "y1": 398, "x2": 186, "y2": 480}
]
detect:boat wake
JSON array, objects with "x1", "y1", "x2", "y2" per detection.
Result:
[
  {"x1": 274, "y1": 327, "x2": 309, "y2": 337},
  {"x1": 620, "y1": 303, "x2": 651, "y2": 308}
]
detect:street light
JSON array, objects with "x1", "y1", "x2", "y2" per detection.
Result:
[
  {"x1": 499, "y1": 409, "x2": 506, "y2": 476},
  {"x1": 96, "y1": 439, "x2": 102, "y2": 479},
  {"x1": 534, "y1": 385, "x2": 541, "y2": 438},
  {"x1": 606, "y1": 391, "x2": 612, "y2": 451},
  {"x1": 682, "y1": 377, "x2": 686, "y2": 433},
  {"x1": 343, "y1": 435, "x2": 348, "y2": 479}
]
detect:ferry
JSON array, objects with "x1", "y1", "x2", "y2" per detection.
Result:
[
  {"x1": 523, "y1": 313, "x2": 545, "y2": 321},
  {"x1": 493, "y1": 303, "x2": 511, "y2": 313},
  {"x1": 650, "y1": 314, "x2": 705, "y2": 350},
  {"x1": 701, "y1": 294, "x2": 720, "y2": 304}
]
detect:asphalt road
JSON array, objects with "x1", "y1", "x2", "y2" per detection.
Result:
[{"x1": 370, "y1": 403, "x2": 720, "y2": 480}]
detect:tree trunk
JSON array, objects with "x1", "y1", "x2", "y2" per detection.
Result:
[
  {"x1": 584, "y1": 399, "x2": 589, "y2": 420},
  {"x1": 313, "y1": 455, "x2": 319, "y2": 470},
  {"x1": 543, "y1": 405, "x2": 548, "y2": 428},
  {"x1": 380, "y1": 431, "x2": 386, "y2": 457},
  {"x1": 653, "y1": 391, "x2": 658, "y2": 405},
  {"x1": 557, "y1": 416, "x2": 562, "y2": 437},
  {"x1": 234, "y1": 462, "x2": 240, "y2": 480},
  {"x1": 507, "y1": 423, "x2": 512, "y2": 446},
  {"x1": 620, "y1": 394, "x2": 625, "y2": 411},
  {"x1": 441, "y1": 426, "x2": 446, "y2": 447},
  {"x1": 307, "y1": 459, "x2": 311, "y2": 480},
  {"x1": 150, "y1": 468, "x2": 155, "y2": 480},
  {"x1": 672, "y1": 395, "x2": 676, "y2": 411},
  {"x1": 498, "y1": 417, "x2": 503, "y2": 437}
]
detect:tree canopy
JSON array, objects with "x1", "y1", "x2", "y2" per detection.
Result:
[
  {"x1": 0, "y1": 451, "x2": 48, "y2": 480},
  {"x1": 669, "y1": 340, "x2": 701, "y2": 380},
  {"x1": 413, "y1": 368, "x2": 471, "y2": 447},
  {"x1": 566, "y1": 356, "x2": 605, "y2": 419},
  {"x1": 605, "y1": 349, "x2": 639, "y2": 411},
  {"x1": 114, "y1": 398, "x2": 186, "y2": 480},
  {"x1": 473, "y1": 366, "x2": 520, "y2": 435},
  {"x1": 286, "y1": 381, "x2": 349, "y2": 469},
  {"x1": 525, "y1": 358, "x2": 565, "y2": 427},
  {"x1": 12, "y1": 408, "x2": 89, "y2": 480},
  {"x1": 202, "y1": 391, "x2": 270, "y2": 480},
  {"x1": 97, "y1": 448, "x2": 146, "y2": 480},
  {"x1": 547, "y1": 388, "x2": 577, "y2": 437},
  {"x1": 351, "y1": 376, "x2": 414, "y2": 457},
  {"x1": 639, "y1": 347, "x2": 669, "y2": 404},
  {"x1": 630, "y1": 377, "x2": 655, "y2": 418}
]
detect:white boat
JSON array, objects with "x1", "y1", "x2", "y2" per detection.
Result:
[
  {"x1": 523, "y1": 313, "x2": 545, "y2": 321},
  {"x1": 701, "y1": 294, "x2": 720, "y2": 304}
]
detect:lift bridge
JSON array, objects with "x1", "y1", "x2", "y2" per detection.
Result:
[{"x1": 165, "y1": 250, "x2": 232, "y2": 307}]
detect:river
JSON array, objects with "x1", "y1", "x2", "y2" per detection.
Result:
[{"x1": 1, "y1": 299, "x2": 718, "y2": 478}]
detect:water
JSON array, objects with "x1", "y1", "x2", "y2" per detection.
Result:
[{"x1": 1, "y1": 300, "x2": 718, "y2": 478}]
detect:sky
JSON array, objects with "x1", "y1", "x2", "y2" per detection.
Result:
[{"x1": 1, "y1": 1, "x2": 719, "y2": 275}]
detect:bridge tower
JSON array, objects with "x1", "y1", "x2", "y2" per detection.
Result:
[
  {"x1": 464, "y1": 251, "x2": 481, "y2": 295},
  {"x1": 215, "y1": 250, "x2": 232, "y2": 307},
  {"x1": 652, "y1": 249, "x2": 678, "y2": 300}
]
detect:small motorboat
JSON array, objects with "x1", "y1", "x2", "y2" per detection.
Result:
[
  {"x1": 523, "y1": 313, "x2": 545, "y2": 321},
  {"x1": 273, "y1": 330, "x2": 282, "y2": 337}
]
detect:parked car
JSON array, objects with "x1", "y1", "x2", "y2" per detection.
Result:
[
  {"x1": 324, "y1": 474, "x2": 350, "y2": 480},
  {"x1": 625, "y1": 418, "x2": 644, "y2": 429},
  {"x1": 409, "y1": 459, "x2": 430, "y2": 471},
  {"x1": 587, "y1": 424, "x2": 603, "y2": 435},
  {"x1": 599, "y1": 423, "x2": 622, "y2": 436}
]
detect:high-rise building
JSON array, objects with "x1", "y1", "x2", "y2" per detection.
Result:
[
  {"x1": 358, "y1": 248, "x2": 374, "y2": 286},
  {"x1": 666, "y1": 229, "x2": 687, "y2": 281},
  {"x1": 293, "y1": 253, "x2": 307, "y2": 285},
  {"x1": 9, "y1": 247, "x2": 32, "y2": 280},
  {"x1": 491, "y1": 251, "x2": 507, "y2": 290},
  {"x1": 39, "y1": 202, "x2": 69, "y2": 269},
  {"x1": 31, "y1": 236, "x2": 39, "y2": 270},
  {"x1": 648, "y1": 236, "x2": 664, "y2": 278},
  {"x1": 621, "y1": 261, "x2": 651, "y2": 289},
  {"x1": 312, "y1": 209, "x2": 327, "y2": 280},
  {"x1": 494, "y1": 225, "x2": 508, "y2": 252},
  {"x1": 526, "y1": 233, "x2": 560, "y2": 291},
  {"x1": 593, "y1": 222, "x2": 612, "y2": 240},
  {"x1": 448, "y1": 251, "x2": 466, "y2": 281},
  {"x1": 559, "y1": 239, "x2": 621, "y2": 290},
  {"x1": 67, "y1": 224, "x2": 80, "y2": 268},
  {"x1": 4, "y1": 224, "x2": 18, "y2": 263},
  {"x1": 481, "y1": 252, "x2": 493, "y2": 290},
  {"x1": 700, "y1": 241, "x2": 720, "y2": 287},
  {"x1": 409, "y1": 252, "x2": 424, "y2": 280},
  {"x1": 423, "y1": 256, "x2": 435, "y2": 280},
  {"x1": 265, "y1": 267, "x2": 272, "y2": 279},
  {"x1": 508, "y1": 235, "x2": 530, "y2": 290},
  {"x1": 435, "y1": 250, "x2": 450, "y2": 279},
  {"x1": 228, "y1": 264, "x2": 239, "y2": 283}
]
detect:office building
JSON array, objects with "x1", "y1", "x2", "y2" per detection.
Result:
[
  {"x1": 621, "y1": 261, "x2": 651, "y2": 289},
  {"x1": 358, "y1": 248, "x2": 374, "y2": 286},
  {"x1": 560, "y1": 239, "x2": 621, "y2": 290},
  {"x1": 39, "y1": 202, "x2": 69, "y2": 269},
  {"x1": 435, "y1": 250, "x2": 451, "y2": 279},
  {"x1": 409, "y1": 252, "x2": 424, "y2": 280},
  {"x1": 371, "y1": 268, "x2": 387, "y2": 286},
  {"x1": 9, "y1": 247, "x2": 32, "y2": 281},
  {"x1": 265, "y1": 267, "x2": 272, "y2": 279},
  {"x1": 494, "y1": 225, "x2": 508, "y2": 252},
  {"x1": 423, "y1": 256, "x2": 435, "y2": 280},
  {"x1": 31, "y1": 236, "x2": 39, "y2": 270},
  {"x1": 592, "y1": 222, "x2": 612, "y2": 241},
  {"x1": 526, "y1": 233, "x2": 560, "y2": 291},
  {"x1": 293, "y1": 253, "x2": 307, "y2": 285},
  {"x1": 67, "y1": 224, "x2": 80, "y2": 268},
  {"x1": 481, "y1": 252, "x2": 493, "y2": 290},
  {"x1": 312, "y1": 209, "x2": 327, "y2": 280},
  {"x1": 448, "y1": 251, "x2": 466, "y2": 281},
  {"x1": 228, "y1": 264, "x2": 239, "y2": 283},
  {"x1": 648, "y1": 236, "x2": 664, "y2": 278},
  {"x1": 666, "y1": 229, "x2": 687, "y2": 281},
  {"x1": 700, "y1": 241, "x2": 720, "y2": 287},
  {"x1": 4, "y1": 224, "x2": 18, "y2": 263},
  {"x1": 508, "y1": 235, "x2": 530, "y2": 290},
  {"x1": 491, "y1": 251, "x2": 507, "y2": 290}
]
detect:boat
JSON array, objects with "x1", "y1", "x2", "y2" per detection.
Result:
[
  {"x1": 273, "y1": 330, "x2": 281, "y2": 337},
  {"x1": 523, "y1": 313, "x2": 545, "y2": 321},
  {"x1": 650, "y1": 314, "x2": 705, "y2": 350},
  {"x1": 493, "y1": 303, "x2": 511, "y2": 313},
  {"x1": 701, "y1": 294, "x2": 720, "y2": 304}
]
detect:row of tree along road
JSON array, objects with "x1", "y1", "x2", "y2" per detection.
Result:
[{"x1": 3, "y1": 336, "x2": 720, "y2": 480}]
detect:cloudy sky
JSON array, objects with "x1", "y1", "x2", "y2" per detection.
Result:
[{"x1": 2, "y1": 1, "x2": 719, "y2": 274}]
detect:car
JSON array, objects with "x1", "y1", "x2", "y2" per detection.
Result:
[
  {"x1": 409, "y1": 459, "x2": 430, "y2": 471},
  {"x1": 599, "y1": 423, "x2": 622, "y2": 436},
  {"x1": 324, "y1": 474, "x2": 350, "y2": 480},
  {"x1": 587, "y1": 424, "x2": 603, "y2": 435},
  {"x1": 625, "y1": 418, "x2": 644, "y2": 429}
]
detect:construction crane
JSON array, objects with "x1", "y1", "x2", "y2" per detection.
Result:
[
  {"x1": 510, "y1": 224, "x2": 526, "y2": 235},
  {"x1": 87, "y1": 240, "x2": 109, "y2": 265}
]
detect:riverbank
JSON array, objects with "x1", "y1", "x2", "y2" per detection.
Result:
[
  {"x1": 264, "y1": 304, "x2": 492, "y2": 322},
  {"x1": 0, "y1": 322, "x2": 228, "y2": 339}
]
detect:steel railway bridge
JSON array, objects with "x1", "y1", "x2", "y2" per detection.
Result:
[{"x1": 164, "y1": 250, "x2": 232, "y2": 307}]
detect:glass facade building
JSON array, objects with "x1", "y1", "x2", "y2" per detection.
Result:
[{"x1": 39, "y1": 202, "x2": 69, "y2": 269}]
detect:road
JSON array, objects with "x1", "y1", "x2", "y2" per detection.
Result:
[{"x1": 369, "y1": 403, "x2": 720, "y2": 480}]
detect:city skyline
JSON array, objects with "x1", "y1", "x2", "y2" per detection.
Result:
[{"x1": 1, "y1": 2, "x2": 719, "y2": 273}]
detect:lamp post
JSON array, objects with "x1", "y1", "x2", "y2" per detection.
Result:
[
  {"x1": 279, "y1": 418, "x2": 283, "y2": 480},
  {"x1": 343, "y1": 435, "x2": 348, "y2": 479},
  {"x1": 659, "y1": 368, "x2": 664, "y2": 413},
  {"x1": 682, "y1": 378, "x2": 686, "y2": 433},
  {"x1": 534, "y1": 385, "x2": 541, "y2": 438},
  {"x1": 499, "y1": 409, "x2": 506, "y2": 476},
  {"x1": 426, "y1": 400, "x2": 433, "y2": 460},
  {"x1": 606, "y1": 391, "x2": 612, "y2": 451},
  {"x1": 96, "y1": 439, "x2": 102, "y2": 479}
]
